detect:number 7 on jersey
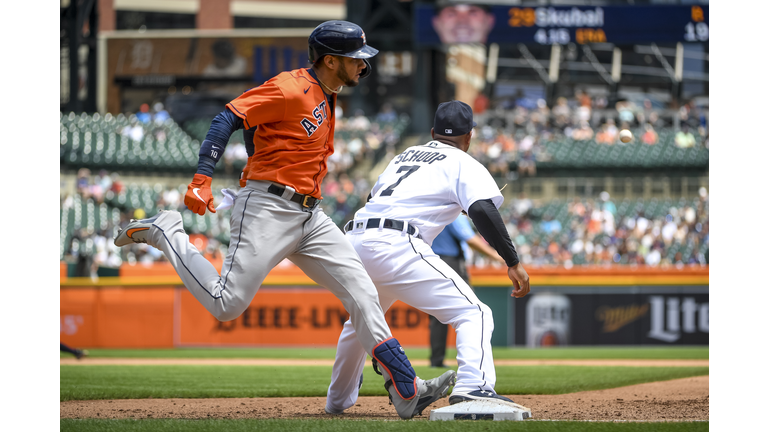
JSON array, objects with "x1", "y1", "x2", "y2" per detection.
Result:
[{"x1": 380, "y1": 165, "x2": 420, "y2": 197}]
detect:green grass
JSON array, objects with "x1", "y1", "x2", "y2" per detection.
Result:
[
  {"x1": 65, "y1": 346, "x2": 709, "y2": 360},
  {"x1": 60, "y1": 419, "x2": 709, "y2": 432},
  {"x1": 61, "y1": 365, "x2": 708, "y2": 401}
]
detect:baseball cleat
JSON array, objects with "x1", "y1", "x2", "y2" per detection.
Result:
[
  {"x1": 414, "y1": 370, "x2": 457, "y2": 416},
  {"x1": 449, "y1": 389, "x2": 516, "y2": 405},
  {"x1": 114, "y1": 211, "x2": 165, "y2": 247},
  {"x1": 324, "y1": 406, "x2": 344, "y2": 415},
  {"x1": 387, "y1": 370, "x2": 456, "y2": 419}
]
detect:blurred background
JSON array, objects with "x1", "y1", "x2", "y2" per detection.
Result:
[{"x1": 60, "y1": 0, "x2": 708, "y2": 348}]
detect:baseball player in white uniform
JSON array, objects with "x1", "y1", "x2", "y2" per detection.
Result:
[
  {"x1": 112, "y1": 21, "x2": 455, "y2": 420},
  {"x1": 325, "y1": 100, "x2": 531, "y2": 414}
]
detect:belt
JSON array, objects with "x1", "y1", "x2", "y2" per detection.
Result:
[
  {"x1": 267, "y1": 184, "x2": 321, "y2": 209},
  {"x1": 344, "y1": 218, "x2": 421, "y2": 239}
]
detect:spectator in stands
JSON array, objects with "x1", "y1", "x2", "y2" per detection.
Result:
[
  {"x1": 513, "y1": 193, "x2": 532, "y2": 218},
  {"x1": 76, "y1": 168, "x2": 91, "y2": 196},
  {"x1": 575, "y1": 91, "x2": 592, "y2": 125},
  {"x1": 109, "y1": 173, "x2": 124, "y2": 194},
  {"x1": 571, "y1": 121, "x2": 593, "y2": 141},
  {"x1": 636, "y1": 99, "x2": 659, "y2": 126},
  {"x1": 348, "y1": 109, "x2": 371, "y2": 130},
  {"x1": 136, "y1": 103, "x2": 152, "y2": 124},
  {"x1": 599, "y1": 192, "x2": 617, "y2": 218},
  {"x1": 552, "y1": 97, "x2": 571, "y2": 130},
  {"x1": 568, "y1": 197, "x2": 586, "y2": 219},
  {"x1": 153, "y1": 102, "x2": 170, "y2": 124},
  {"x1": 641, "y1": 123, "x2": 659, "y2": 145},
  {"x1": 516, "y1": 135, "x2": 536, "y2": 176},
  {"x1": 376, "y1": 103, "x2": 398, "y2": 123},
  {"x1": 96, "y1": 169, "x2": 112, "y2": 193},
  {"x1": 518, "y1": 150, "x2": 536, "y2": 177},
  {"x1": 595, "y1": 119, "x2": 618, "y2": 144},
  {"x1": 541, "y1": 214, "x2": 562, "y2": 235},
  {"x1": 616, "y1": 100, "x2": 635, "y2": 126},
  {"x1": 675, "y1": 124, "x2": 696, "y2": 148}
]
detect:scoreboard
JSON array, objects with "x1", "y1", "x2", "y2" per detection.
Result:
[{"x1": 415, "y1": 4, "x2": 709, "y2": 46}]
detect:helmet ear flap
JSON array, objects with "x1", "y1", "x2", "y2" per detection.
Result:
[{"x1": 360, "y1": 58, "x2": 372, "y2": 79}]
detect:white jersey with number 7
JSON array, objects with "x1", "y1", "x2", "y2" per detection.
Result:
[{"x1": 355, "y1": 140, "x2": 504, "y2": 244}]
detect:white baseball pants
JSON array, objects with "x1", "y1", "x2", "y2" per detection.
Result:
[
  {"x1": 326, "y1": 225, "x2": 497, "y2": 413},
  {"x1": 142, "y1": 180, "x2": 392, "y2": 355}
]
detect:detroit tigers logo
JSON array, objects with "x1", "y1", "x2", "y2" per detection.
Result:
[{"x1": 300, "y1": 100, "x2": 328, "y2": 137}]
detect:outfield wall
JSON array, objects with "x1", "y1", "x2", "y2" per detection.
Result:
[{"x1": 60, "y1": 265, "x2": 708, "y2": 348}]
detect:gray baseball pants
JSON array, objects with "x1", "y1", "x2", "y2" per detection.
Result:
[{"x1": 143, "y1": 180, "x2": 392, "y2": 355}]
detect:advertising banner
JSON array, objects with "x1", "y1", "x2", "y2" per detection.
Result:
[
  {"x1": 174, "y1": 288, "x2": 444, "y2": 346},
  {"x1": 175, "y1": 287, "x2": 443, "y2": 347},
  {"x1": 61, "y1": 286, "x2": 449, "y2": 348},
  {"x1": 514, "y1": 291, "x2": 709, "y2": 346}
]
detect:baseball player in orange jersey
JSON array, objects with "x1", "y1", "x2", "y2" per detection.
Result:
[{"x1": 114, "y1": 21, "x2": 455, "y2": 419}]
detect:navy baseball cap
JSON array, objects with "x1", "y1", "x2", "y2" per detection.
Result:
[{"x1": 434, "y1": 100, "x2": 477, "y2": 136}]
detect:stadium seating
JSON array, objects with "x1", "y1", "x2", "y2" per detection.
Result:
[
  {"x1": 61, "y1": 112, "x2": 411, "y2": 174},
  {"x1": 61, "y1": 112, "x2": 200, "y2": 172},
  {"x1": 535, "y1": 126, "x2": 708, "y2": 170}
]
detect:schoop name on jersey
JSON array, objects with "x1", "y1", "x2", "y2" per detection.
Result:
[{"x1": 393, "y1": 147, "x2": 447, "y2": 165}]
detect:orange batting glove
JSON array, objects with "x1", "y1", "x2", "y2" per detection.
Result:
[{"x1": 184, "y1": 174, "x2": 216, "y2": 216}]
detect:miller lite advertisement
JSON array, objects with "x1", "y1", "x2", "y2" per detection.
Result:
[{"x1": 515, "y1": 292, "x2": 709, "y2": 345}]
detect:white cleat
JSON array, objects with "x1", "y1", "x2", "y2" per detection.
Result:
[{"x1": 114, "y1": 211, "x2": 165, "y2": 247}]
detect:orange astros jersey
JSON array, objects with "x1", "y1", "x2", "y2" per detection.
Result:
[{"x1": 227, "y1": 68, "x2": 335, "y2": 198}]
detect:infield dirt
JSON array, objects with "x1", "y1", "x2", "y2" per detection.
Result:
[{"x1": 60, "y1": 359, "x2": 708, "y2": 422}]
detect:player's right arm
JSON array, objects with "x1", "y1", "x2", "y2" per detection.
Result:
[
  {"x1": 184, "y1": 82, "x2": 285, "y2": 216},
  {"x1": 184, "y1": 109, "x2": 244, "y2": 216}
]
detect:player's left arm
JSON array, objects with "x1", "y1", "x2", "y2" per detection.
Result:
[
  {"x1": 453, "y1": 216, "x2": 505, "y2": 264},
  {"x1": 467, "y1": 199, "x2": 530, "y2": 298}
]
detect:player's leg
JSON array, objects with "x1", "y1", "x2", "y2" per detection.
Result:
[
  {"x1": 326, "y1": 295, "x2": 398, "y2": 414},
  {"x1": 291, "y1": 212, "x2": 454, "y2": 419},
  {"x1": 288, "y1": 210, "x2": 392, "y2": 353},
  {"x1": 374, "y1": 234, "x2": 497, "y2": 395},
  {"x1": 116, "y1": 186, "x2": 302, "y2": 321}
]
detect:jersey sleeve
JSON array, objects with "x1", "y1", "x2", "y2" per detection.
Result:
[
  {"x1": 226, "y1": 82, "x2": 286, "y2": 130},
  {"x1": 454, "y1": 157, "x2": 504, "y2": 212}
]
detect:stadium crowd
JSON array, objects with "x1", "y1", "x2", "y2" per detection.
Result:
[
  {"x1": 61, "y1": 93, "x2": 708, "y2": 276},
  {"x1": 469, "y1": 91, "x2": 708, "y2": 179},
  {"x1": 62, "y1": 173, "x2": 709, "y2": 276}
]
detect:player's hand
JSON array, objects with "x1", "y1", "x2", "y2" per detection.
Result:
[
  {"x1": 184, "y1": 174, "x2": 216, "y2": 216},
  {"x1": 507, "y1": 263, "x2": 530, "y2": 298}
]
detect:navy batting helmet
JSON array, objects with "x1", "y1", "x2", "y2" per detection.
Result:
[{"x1": 308, "y1": 20, "x2": 378, "y2": 79}]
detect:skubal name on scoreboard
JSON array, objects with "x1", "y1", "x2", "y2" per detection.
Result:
[{"x1": 534, "y1": 7, "x2": 604, "y2": 28}]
